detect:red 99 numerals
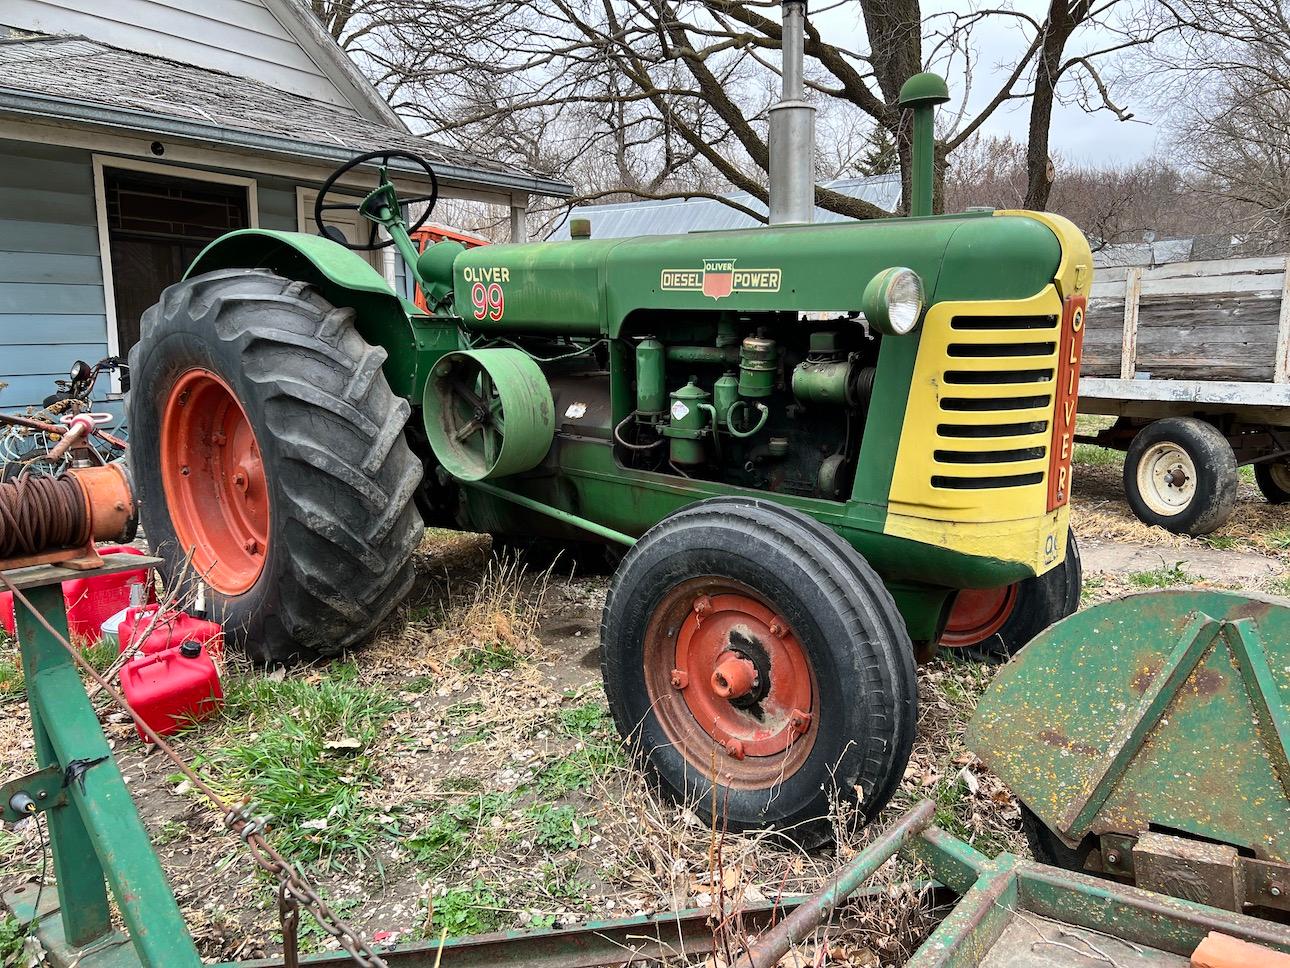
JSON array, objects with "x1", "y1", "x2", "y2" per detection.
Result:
[{"x1": 471, "y1": 282, "x2": 504, "y2": 321}]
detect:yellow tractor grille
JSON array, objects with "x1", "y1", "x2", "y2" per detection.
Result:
[{"x1": 930, "y1": 312, "x2": 1061, "y2": 491}]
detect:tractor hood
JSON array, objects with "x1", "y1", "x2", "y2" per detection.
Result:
[{"x1": 447, "y1": 211, "x2": 1064, "y2": 337}]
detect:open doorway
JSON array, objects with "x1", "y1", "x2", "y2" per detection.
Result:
[{"x1": 96, "y1": 160, "x2": 255, "y2": 383}]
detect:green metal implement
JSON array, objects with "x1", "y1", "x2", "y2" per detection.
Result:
[
  {"x1": 970, "y1": 589, "x2": 1290, "y2": 914},
  {"x1": 4, "y1": 555, "x2": 201, "y2": 968}
]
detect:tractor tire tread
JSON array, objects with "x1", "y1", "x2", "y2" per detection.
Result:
[{"x1": 130, "y1": 269, "x2": 423, "y2": 663}]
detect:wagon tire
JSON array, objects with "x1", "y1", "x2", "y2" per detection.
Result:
[
  {"x1": 1255, "y1": 459, "x2": 1290, "y2": 505},
  {"x1": 940, "y1": 531, "x2": 1081, "y2": 663},
  {"x1": 600, "y1": 497, "x2": 917, "y2": 841},
  {"x1": 128, "y1": 268, "x2": 424, "y2": 664},
  {"x1": 1020, "y1": 805, "x2": 1101, "y2": 873},
  {"x1": 1123, "y1": 418, "x2": 1237, "y2": 536}
]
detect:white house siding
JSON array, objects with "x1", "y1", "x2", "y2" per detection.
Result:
[
  {"x1": 5, "y1": 0, "x2": 352, "y2": 109},
  {"x1": 0, "y1": 139, "x2": 110, "y2": 413}
]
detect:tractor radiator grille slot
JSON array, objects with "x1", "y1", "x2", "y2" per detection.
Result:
[
  {"x1": 934, "y1": 447, "x2": 1046, "y2": 464},
  {"x1": 950, "y1": 314, "x2": 1058, "y2": 330},
  {"x1": 940, "y1": 395, "x2": 1051, "y2": 412},
  {"x1": 931, "y1": 472, "x2": 1045, "y2": 489},
  {"x1": 938, "y1": 421, "x2": 1047, "y2": 438},
  {"x1": 947, "y1": 342, "x2": 1056, "y2": 358},
  {"x1": 927, "y1": 310, "x2": 1061, "y2": 491},
  {"x1": 944, "y1": 369, "x2": 1053, "y2": 385}
]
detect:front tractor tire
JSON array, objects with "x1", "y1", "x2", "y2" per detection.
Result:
[
  {"x1": 128, "y1": 269, "x2": 424, "y2": 664},
  {"x1": 939, "y1": 531, "x2": 1082, "y2": 663},
  {"x1": 601, "y1": 498, "x2": 917, "y2": 839}
]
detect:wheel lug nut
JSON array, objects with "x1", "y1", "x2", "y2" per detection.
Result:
[
  {"x1": 670, "y1": 669, "x2": 688, "y2": 689},
  {"x1": 724, "y1": 739, "x2": 744, "y2": 760},
  {"x1": 243, "y1": 538, "x2": 259, "y2": 554},
  {"x1": 692, "y1": 596, "x2": 712, "y2": 617},
  {"x1": 789, "y1": 708, "x2": 811, "y2": 734},
  {"x1": 769, "y1": 618, "x2": 788, "y2": 638}
]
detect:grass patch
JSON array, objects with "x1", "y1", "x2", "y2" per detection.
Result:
[
  {"x1": 407, "y1": 794, "x2": 512, "y2": 874},
  {"x1": 453, "y1": 642, "x2": 521, "y2": 674},
  {"x1": 1079, "y1": 573, "x2": 1106, "y2": 607},
  {"x1": 0, "y1": 651, "x2": 23, "y2": 699},
  {"x1": 426, "y1": 881, "x2": 506, "y2": 938},
  {"x1": 0, "y1": 912, "x2": 27, "y2": 965},
  {"x1": 525, "y1": 803, "x2": 593, "y2": 852},
  {"x1": 1203, "y1": 535, "x2": 1239, "y2": 550},
  {"x1": 197, "y1": 661, "x2": 403, "y2": 869},
  {"x1": 535, "y1": 743, "x2": 625, "y2": 796},
  {"x1": 1129, "y1": 562, "x2": 1194, "y2": 588},
  {"x1": 558, "y1": 701, "x2": 609, "y2": 738},
  {"x1": 1074, "y1": 443, "x2": 1123, "y2": 468},
  {"x1": 1266, "y1": 528, "x2": 1290, "y2": 551}
]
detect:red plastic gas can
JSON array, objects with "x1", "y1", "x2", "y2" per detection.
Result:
[
  {"x1": 118, "y1": 606, "x2": 223, "y2": 657},
  {"x1": 62, "y1": 545, "x2": 155, "y2": 641},
  {"x1": 1, "y1": 545, "x2": 154, "y2": 640},
  {"x1": 120, "y1": 641, "x2": 223, "y2": 740}
]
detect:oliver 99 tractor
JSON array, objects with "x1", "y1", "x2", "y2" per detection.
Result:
[{"x1": 127, "y1": 71, "x2": 1092, "y2": 835}]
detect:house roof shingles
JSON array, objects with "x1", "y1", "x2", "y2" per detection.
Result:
[{"x1": 0, "y1": 35, "x2": 571, "y2": 197}]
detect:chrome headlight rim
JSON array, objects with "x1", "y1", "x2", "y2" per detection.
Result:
[{"x1": 862, "y1": 267, "x2": 925, "y2": 335}]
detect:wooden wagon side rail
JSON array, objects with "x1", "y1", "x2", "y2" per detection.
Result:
[{"x1": 1083, "y1": 254, "x2": 1290, "y2": 385}]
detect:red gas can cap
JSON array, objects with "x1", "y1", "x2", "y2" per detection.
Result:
[{"x1": 180, "y1": 640, "x2": 201, "y2": 658}]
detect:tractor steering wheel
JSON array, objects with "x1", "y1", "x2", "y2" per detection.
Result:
[{"x1": 314, "y1": 149, "x2": 440, "y2": 251}]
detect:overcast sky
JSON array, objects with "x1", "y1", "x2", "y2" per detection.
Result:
[{"x1": 812, "y1": 1, "x2": 1168, "y2": 165}]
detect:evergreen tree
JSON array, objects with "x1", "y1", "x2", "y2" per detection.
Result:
[{"x1": 858, "y1": 125, "x2": 897, "y2": 177}]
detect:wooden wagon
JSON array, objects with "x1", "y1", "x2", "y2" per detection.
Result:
[{"x1": 1078, "y1": 253, "x2": 1290, "y2": 534}]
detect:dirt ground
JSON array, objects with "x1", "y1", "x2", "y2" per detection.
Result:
[{"x1": 1, "y1": 450, "x2": 1287, "y2": 966}]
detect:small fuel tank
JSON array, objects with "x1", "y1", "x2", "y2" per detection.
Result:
[
  {"x1": 120, "y1": 641, "x2": 223, "y2": 741},
  {"x1": 118, "y1": 606, "x2": 223, "y2": 657}
]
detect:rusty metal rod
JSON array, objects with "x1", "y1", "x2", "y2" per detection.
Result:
[
  {"x1": 739, "y1": 799, "x2": 936, "y2": 968},
  {"x1": 0, "y1": 412, "x2": 128, "y2": 451}
]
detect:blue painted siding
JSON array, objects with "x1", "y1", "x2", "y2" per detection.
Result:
[
  {"x1": 0, "y1": 139, "x2": 109, "y2": 414},
  {"x1": 0, "y1": 141, "x2": 323, "y2": 430}
]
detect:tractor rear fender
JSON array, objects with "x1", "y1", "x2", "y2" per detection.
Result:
[{"x1": 185, "y1": 229, "x2": 426, "y2": 399}]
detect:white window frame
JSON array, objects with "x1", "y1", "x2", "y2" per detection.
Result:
[
  {"x1": 295, "y1": 186, "x2": 395, "y2": 284},
  {"x1": 92, "y1": 155, "x2": 259, "y2": 395}
]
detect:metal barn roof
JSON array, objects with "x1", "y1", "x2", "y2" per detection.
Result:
[{"x1": 547, "y1": 174, "x2": 901, "y2": 240}]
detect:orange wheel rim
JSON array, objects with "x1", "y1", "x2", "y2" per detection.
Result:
[
  {"x1": 160, "y1": 368, "x2": 269, "y2": 596},
  {"x1": 940, "y1": 584, "x2": 1018, "y2": 648},
  {"x1": 643, "y1": 578, "x2": 816, "y2": 788}
]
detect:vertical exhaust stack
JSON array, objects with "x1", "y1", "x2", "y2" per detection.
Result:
[{"x1": 768, "y1": 0, "x2": 815, "y2": 225}]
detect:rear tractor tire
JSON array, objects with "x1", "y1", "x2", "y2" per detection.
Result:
[
  {"x1": 939, "y1": 531, "x2": 1082, "y2": 663},
  {"x1": 600, "y1": 498, "x2": 918, "y2": 839},
  {"x1": 128, "y1": 269, "x2": 425, "y2": 664},
  {"x1": 1123, "y1": 417, "x2": 1237, "y2": 536},
  {"x1": 1255, "y1": 459, "x2": 1290, "y2": 505}
]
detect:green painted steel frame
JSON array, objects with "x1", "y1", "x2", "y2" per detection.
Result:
[
  {"x1": 6, "y1": 555, "x2": 201, "y2": 967},
  {"x1": 969, "y1": 589, "x2": 1290, "y2": 859}
]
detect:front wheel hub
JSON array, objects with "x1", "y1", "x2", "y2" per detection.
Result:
[
  {"x1": 711, "y1": 651, "x2": 758, "y2": 700},
  {"x1": 644, "y1": 581, "x2": 817, "y2": 786}
]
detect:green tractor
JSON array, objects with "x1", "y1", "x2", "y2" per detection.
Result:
[{"x1": 128, "y1": 73, "x2": 1092, "y2": 834}]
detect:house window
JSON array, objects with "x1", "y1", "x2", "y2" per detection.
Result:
[{"x1": 103, "y1": 168, "x2": 251, "y2": 357}]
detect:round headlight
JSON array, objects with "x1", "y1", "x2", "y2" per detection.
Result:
[{"x1": 861, "y1": 267, "x2": 924, "y2": 335}]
